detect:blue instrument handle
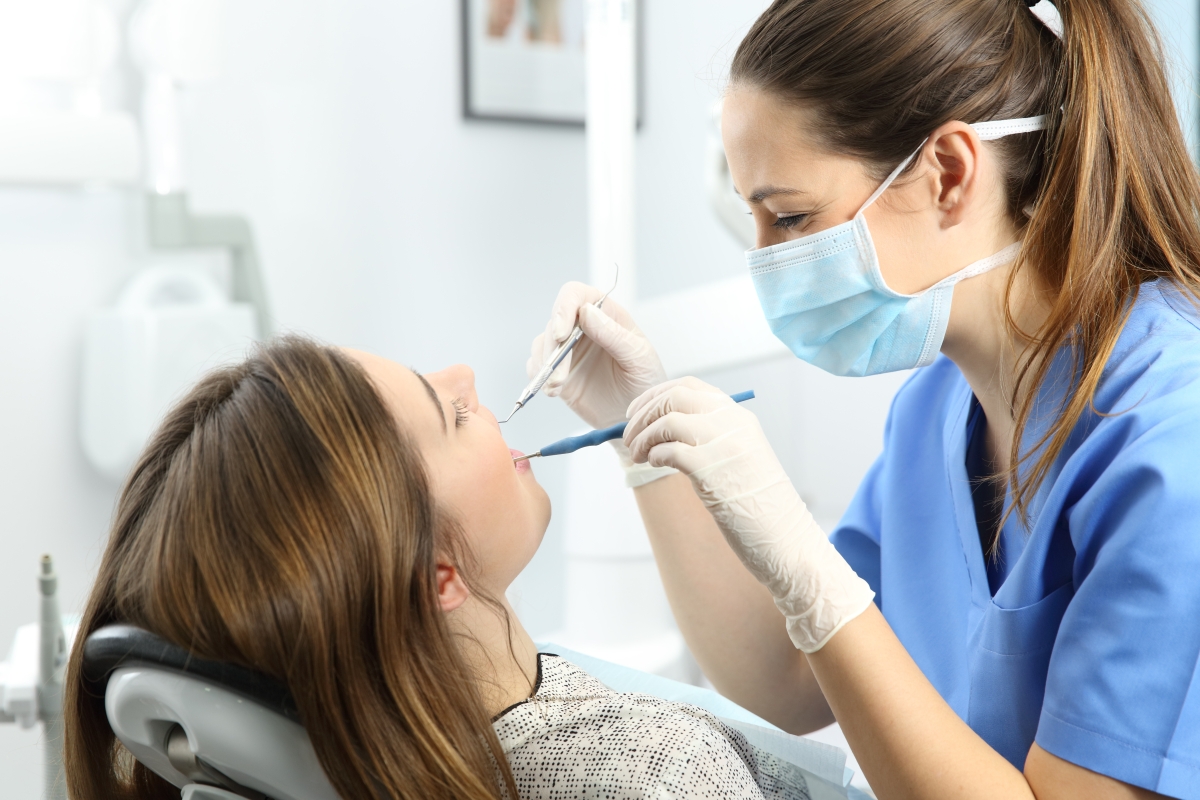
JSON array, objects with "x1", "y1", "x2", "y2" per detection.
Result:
[{"x1": 538, "y1": 390, "x2": 755, "y2": 458}]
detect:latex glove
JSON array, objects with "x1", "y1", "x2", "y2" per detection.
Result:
[
  {"x1": 623, "y1": 378, "x2": 876, "y2": 653},
  {"x1": 527, "y1": 281, "x2": 667, "y2": 430}
]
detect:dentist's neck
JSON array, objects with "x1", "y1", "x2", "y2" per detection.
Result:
[
  {"x1": 940, "y1": 257, "x2": 1054, "y2": 475},
  {"x1": 446, "y1": 594, "x2": 541, "y2": 718}
]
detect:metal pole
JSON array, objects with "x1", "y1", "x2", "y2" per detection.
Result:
[{"x1": 37, "y1": 555, "x2": 66, "y2": 800}]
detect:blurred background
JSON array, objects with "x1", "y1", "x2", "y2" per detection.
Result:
[{"x1": 0, "y1": 0, "x2": 1194, "y2": 795}]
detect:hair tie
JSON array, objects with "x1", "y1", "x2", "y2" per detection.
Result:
[{"x1": 1024, "y1": 0, "x2": 1064, "y2": 39}]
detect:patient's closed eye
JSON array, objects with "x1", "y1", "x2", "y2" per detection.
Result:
[{"x1": 452, "y1": 398, "x2": 470, "y2": 428}]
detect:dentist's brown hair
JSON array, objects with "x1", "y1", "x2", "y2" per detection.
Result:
[
  {"x1": 732, "y1": 0, "x2": 1200, "y2": 545},
  {"x1": 63, "y1": 336, "x2": 518, "y2": 800}
]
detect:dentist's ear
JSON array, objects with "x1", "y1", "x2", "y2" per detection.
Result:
[
  {"x1": 924, "y1": 121, "x2": 982, "y2": 228},
  {"x1": 436, "y1": 562, "x2": 471, "y2": 612}
]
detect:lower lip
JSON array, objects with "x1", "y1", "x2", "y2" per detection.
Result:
[{"x1": 510, "y1": 449, "x2": 531, "y2": 474}]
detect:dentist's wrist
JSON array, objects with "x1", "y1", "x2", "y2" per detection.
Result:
[
  {"x1": 611, "y1": 440, "x2": 678, "y2": 488},
  {"x1": 696, "y1": 468, "x2": 875, "y2": 653}
]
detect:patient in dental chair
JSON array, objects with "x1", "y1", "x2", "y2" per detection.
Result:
[{"x1": 63, "y1": 336, "x2": 814, "y2": 800}]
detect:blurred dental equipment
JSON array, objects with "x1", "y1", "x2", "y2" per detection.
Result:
[
  {"x1": 70, "y1": 0, "x2": 272, "y2": 481},
  {"x1": 0, "y1": 0, "x2": 273, "y2": 482},
  {"x1": 513, "y1": 389, "x2": 755, "y2": 462},
  {"x1": 0, "y1": 0, "x2": 139, "y2": 184},
  {"x1": 81, "y1": 265, "x2": 257, "y2": 479},
  {"x1": 0, "y1": 556, "x2": 77, "y2": 800},
  {"x1": 130, "y1": 0, "x2": 271, "y2": 339},
  {"x1": 503, "y1": 266, "x2": 619, "y2": 424}
]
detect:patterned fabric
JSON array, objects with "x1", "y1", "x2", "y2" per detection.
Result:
[{"x1": 492, "y1": 654, "x2": 812, "y2": 799}]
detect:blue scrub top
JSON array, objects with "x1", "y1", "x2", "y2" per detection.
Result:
[{"x1": 830, "y1": 279, "x2": 1200, "y2": 797}]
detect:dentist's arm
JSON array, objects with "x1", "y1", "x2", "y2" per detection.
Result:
[
  {"x1": 529, "y1": 284, "x2": 831, "y2": 732},
  {"x1": 622, "y1": 378, "x2": 1168, "y2": 800},
  {"x1": 634, "y1": 472, "x2": 834, "y2": 733}
]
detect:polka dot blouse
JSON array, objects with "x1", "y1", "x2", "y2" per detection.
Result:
[{"x1": 492, "y1": 654, "x2": 813, "y2": 799}]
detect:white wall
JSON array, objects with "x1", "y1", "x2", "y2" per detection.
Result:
[{"x1": 0, "y1": 0, "x2": 1196, "y2": 795}]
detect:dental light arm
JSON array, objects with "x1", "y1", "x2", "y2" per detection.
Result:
[
  {"x1": 146, "y1": 193, "x2": 273, "y2": 339},
  {"x1": 132, "y1": 0, "x2": 272, "y2": 340}
]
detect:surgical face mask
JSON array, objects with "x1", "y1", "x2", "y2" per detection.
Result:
[{"x1": 747, "y1": 116, "x2": 1047, "y2": 377}]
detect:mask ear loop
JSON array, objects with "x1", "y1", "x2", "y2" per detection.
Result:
[
  {"x1": 856, "y1": 115, "x2": 1050, "y2": 216},
  {"x1": 855, "y1": 146, "x2": 923, "y2": 216},
  {"x1": 973, "y1": 115, "x2": 1049, "y2": 218}
]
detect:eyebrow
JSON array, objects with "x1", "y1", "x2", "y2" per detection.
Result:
[
  {"x1": 740, "y1": 186, "x2": 811, "y2": 203},
  {"x1": 410, "y1": 368, "x2": 446, "y2": 434}
]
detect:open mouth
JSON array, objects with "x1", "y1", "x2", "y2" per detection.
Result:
[{"x1": 510, "y1": 449, "x2": 531, "y2": 473}]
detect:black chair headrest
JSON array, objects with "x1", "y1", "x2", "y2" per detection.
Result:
[{"x1": 82, "y1": 624, "x2": 300, "y2": 722}]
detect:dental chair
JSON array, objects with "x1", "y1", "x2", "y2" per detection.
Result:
[
  {"x1": 84, "y1": 626, "x2": 862, "y2": 800},
  {"x1": 82, "y1": 625, "x2": 339, "y2": 800}
]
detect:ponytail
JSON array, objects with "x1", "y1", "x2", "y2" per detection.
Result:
[
  {"x1": 732, "y1": 0, "x2": 1200, "y2": 540},
  {"x1": 1010, "y1": 0, "x2": 1200, "y2": 523}
]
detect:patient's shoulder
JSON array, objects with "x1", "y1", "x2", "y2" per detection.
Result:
[{"x1": 492, "y1": 655, "x2": 808, "y2": 799}]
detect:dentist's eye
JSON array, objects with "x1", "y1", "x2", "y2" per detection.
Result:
[
  {"x1": 452, "y1": 397, "x2": 470, "y2": 428},
  {"x1": 773, "y1": 214, "x2": 807, "y2": 230}
]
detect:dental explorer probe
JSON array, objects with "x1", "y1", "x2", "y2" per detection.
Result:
[
  {"x1": 500, "y1": 268, "x2": 620, "y2": 424},
  {"x1": 512, "y1": 390, "x2": 755, "y2": 462}
]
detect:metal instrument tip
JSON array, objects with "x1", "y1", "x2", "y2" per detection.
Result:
[{"x1": 512, "y1": 452, "x2": 540, "y2": 463}]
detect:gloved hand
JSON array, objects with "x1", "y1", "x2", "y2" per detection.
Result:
[
  {"x1": 527, "y1": 282, "x2": 667, "y2": 430},
  {"x1": 623, "y1": 378, "x2": 876, "y2": 653}
]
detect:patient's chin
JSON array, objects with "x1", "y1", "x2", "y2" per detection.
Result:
[
  {"x1": 523, "y1": 485, "x2": 553, "y2": 558},
  {"x1": 534, "y1": 476, "x2": 551, "y2": 517}
]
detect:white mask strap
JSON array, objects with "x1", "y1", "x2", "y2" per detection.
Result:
[
  {"x1": 953, "y1": 241, "x2": 1021, "y2": 282},
  {"x1": 915, "y1": 242, "x2": 1022, "y2": 296},
  {"x1": 972, "y1": 115, "x2": 1050, "y2": 140},
  {"x1": 856, "y1": 115, "x2": 1049, "y2": 215},
  {"x1": 857, "y1": 149, "x2": 921, "y2": 213}
]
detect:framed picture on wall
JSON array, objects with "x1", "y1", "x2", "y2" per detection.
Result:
[{"x1": 461, "y1": 0, "x2": 641, "y2": 126}]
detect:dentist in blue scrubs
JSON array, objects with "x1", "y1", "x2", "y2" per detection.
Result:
[{"x1": 529, "y1": 0, "x2": 1200, "y2": 798}]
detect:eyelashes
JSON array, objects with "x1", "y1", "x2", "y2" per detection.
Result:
[
  {"x1": 772, "y1": 214, "x2": 808, "y2": 230},
  {"x1": 451, "y1": 397, "x2": 470, "y2": 428}
]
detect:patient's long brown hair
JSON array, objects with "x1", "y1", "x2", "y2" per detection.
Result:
[
  {"x1": 63, "y1": 337, "x2": 518, "y2": 799},
  {"x1": 733, "y1": 0, "x2": 1200, "y2": 542}
]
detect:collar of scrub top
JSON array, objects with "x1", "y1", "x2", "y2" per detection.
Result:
[{"x1": 1024, "y1": 0, "x2": 1064, "y2": 39}]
